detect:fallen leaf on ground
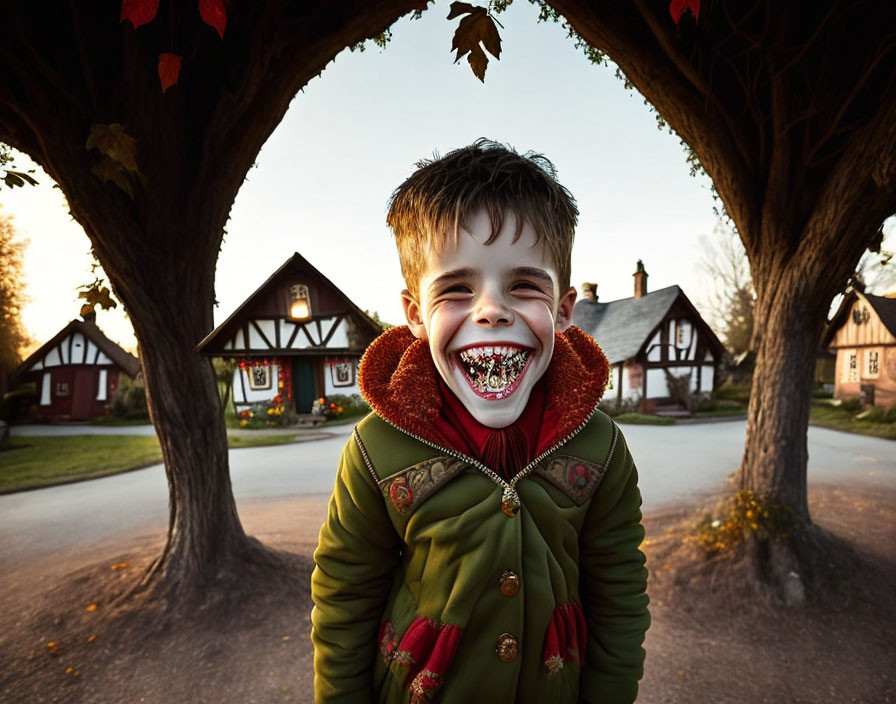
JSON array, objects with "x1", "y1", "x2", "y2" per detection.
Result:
[{"x1": 86, "y1": 603, "x2": 98, "y2": 612}]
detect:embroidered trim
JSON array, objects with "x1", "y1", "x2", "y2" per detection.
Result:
[
  {"x1": 534, "y1": 422, "x2": 618, "y2": 505},
  {"x1": 409, "y1": 669, "x2": 441, "y2": 703},
  {"x1": 378, "y1": 456, "x2": 471, "y2": 516},
  {"x1": 352, "y1": 427, "x2": 380, "y2": 486},
  {"x1": 378, "y1": 620, "x2": 397, "y2": 664}
]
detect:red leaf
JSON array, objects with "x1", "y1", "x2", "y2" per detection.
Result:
[
  {"x1": 158, "y1": 53, "x2": 182, "y2": 93},
  {"x1": 120, "y1": 0, "x2": 159, "y2": 29},
  {"x1": 199, "y1": 0, "x2": 228, "y2": 39},
  {"x1": 669, "y1": 0, "x2": 700, "y2": 25}
]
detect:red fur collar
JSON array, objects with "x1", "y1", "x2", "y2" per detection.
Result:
[{"x1": 358, "y1": 325, "x2": 610, "y2": 447}]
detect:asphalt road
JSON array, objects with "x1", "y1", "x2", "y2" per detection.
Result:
[{"x1": 1, "y1": 421, "x2": 893, "y2": 570}]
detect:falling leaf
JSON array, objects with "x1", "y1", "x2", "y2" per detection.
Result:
[
  {"x1": 669, "y1": 0, "x2": 700, "y2": 25},
  {"x1": 448, "y1": 2, "x2": 502, "y2": 82},
  {"x1": 158, "y1": 53, "x2": 182, "y2": 93},
  {"x1": 86, "y1": 603, "x2": 98, "y2": 612},
  {"x1": 65, "y1": 667, "x2": 73, "y2": 674},
  {"x1": 86, "y1": 635, "x2": 96, "y2": 643},
  {"x1": 199, "y1": 0, "x2": 228, "y2": 39},
  {"x1": 110, "y1": 561, "x2": 129, "y2": 571},
  {"x1": 120, "y1": 0, "x2": 160, "y2": 29}
]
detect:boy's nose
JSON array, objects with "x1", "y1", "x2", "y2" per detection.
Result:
[{"x1": 474, "y1": 296, "x2": 514, "y2": 326}]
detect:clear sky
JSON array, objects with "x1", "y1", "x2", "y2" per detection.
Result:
[{"x1": 2, "y1": 1, "x2": 893, "y2": 355}]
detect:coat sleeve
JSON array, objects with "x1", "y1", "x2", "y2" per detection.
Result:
[
  {"x1": 311, "y1": 433, "x2": 402, "y2": 703},
  {"x1": 578, "y1": 425, "x2": 650, "y2": 704}
]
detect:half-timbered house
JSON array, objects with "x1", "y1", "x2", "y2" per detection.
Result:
[
  {"x1": 823, "y1": 288, "x2": 896, "y2": 407},
  {"x1": 573, "y1": 261, "x2": 724, "y2": 413},
  {"x1": 17, "y1": 314, "x2": 141, "y2": 421},
  {"x1": 197, "y1": 252, "x2": 382, "y2": 414}
]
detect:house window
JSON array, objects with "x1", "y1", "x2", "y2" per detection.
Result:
[
  {"x1": 248, "y1": 365, "x2": 271, "y2": 390},
  {"x1": 56, "y1": 381, "x2": 70, "y2": 396},
  {"x1": 865, "y1": 350, "x2": 880, "y2": 378},
  {"x1": 846, "y1": 351, "x2": 858, "y2": 383},
  {"x1": 286, "y1": 284, "x2": 312, "y2": 322},
  {"x1": 330, "y1": 359, "x2": 355, "y2": 387},
  {"x1": 676, "y1": 321, "x2": 690, "y2": 347}
]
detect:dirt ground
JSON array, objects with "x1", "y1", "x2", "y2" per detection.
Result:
[{"x1": 0, "y1": 486, "x2": 894, "y2": 704}]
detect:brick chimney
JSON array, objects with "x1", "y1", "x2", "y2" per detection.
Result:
[
  {"x1": 581, "y1": 282, "x2": 598, "y2": 302},
  {"x1": 633, "y1": 260, "x2": 648, "y2": 299}
]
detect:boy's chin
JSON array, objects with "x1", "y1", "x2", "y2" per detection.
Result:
[{"x1": 451, "y1": 382, "x2": 533, "y2": 429}]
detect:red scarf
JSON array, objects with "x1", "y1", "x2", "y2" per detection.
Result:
[{"x1": 433, "y1": 376, "x2": 560, "y2": 480}]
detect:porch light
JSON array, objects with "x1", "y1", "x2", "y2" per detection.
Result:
[{"x1": 287, "y1": 284, "x2": 312, "y2": 322}]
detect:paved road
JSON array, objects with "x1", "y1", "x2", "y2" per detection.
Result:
[{"x1": 1, "y1": 421, "x2": 893, "y2": 570}]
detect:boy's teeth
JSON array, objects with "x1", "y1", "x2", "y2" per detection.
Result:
[{"x1": 456, "y1": 346, "x2": 530, "y2": 394}]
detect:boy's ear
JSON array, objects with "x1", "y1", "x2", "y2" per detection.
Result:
[
  {"x1": 555, "y1": 286, "x2": 578, "y2": 332},
  {"x1": 401, "y1": 289, "x2": 428, "y2": 339}
]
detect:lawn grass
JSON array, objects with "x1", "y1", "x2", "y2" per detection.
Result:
[
  {"x1": 614, "y1": 412, "x2": 677, "y2": 425},
  {"x1": 0, "y1": 432, "x2": 305, "y2": 493},
  {"x1": 809, "y1": 401, "x2": 896, "y2": 440}
]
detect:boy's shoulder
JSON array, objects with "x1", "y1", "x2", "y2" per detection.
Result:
[{"x1": 353, "y1": 411, "x2": 447, "y2": 482}]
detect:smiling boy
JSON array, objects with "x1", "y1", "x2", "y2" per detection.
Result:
[{"x1": 311, "y1": 140, "x2": 649, "y2": 704}]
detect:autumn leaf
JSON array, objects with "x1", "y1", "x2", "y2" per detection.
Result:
[
  {"x1": 669, "y1": 0, "x2": 700, "y2": 25},
  {"x1": 120, "y1": 0, "x2": 160, "y2": 29},
  {"x1": 448, "y1": 2, "x2": 502, "y2": 83},
  {"x1": 86, "y1": 603, "x2": 98, "y2": 612},
  {"x1": 87, "y1": 124, "x2": 139, "y2": 173},
  {"x1": 79, "y1": 284, "x2": 118, "y2": 312},
  {"x1": 90, "y1": 159, "x2": 133, "y2": 197},
  {"x1": 158, "y1": 53, "x2": 182, "y2": 93},
  {"x1": 199, "y1": 0, "x2": 228, "y2": 39}
]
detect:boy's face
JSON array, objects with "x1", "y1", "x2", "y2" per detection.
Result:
[{"x1": 402, "y1": 208, "x2": 576, "y2": 429}]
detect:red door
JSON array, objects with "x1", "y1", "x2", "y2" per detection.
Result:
[{"x1": 71, "y1": 369, "x2": 95, "y2": 419}]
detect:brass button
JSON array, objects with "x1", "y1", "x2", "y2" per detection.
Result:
[
  {"x1": 499, "y1": 570, "x2": 520, "y2": 597},
  {"x1": 495, "y1": 633, "x2": 518, "y2": 663}
]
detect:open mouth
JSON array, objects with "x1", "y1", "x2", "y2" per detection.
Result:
[{"x1": 456, "y1": 345, "x2": 532, "y2": 400}]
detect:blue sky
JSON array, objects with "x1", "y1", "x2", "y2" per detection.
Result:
[{"x1": 2, "y1": 1, "x2": 891, "y2": 353}]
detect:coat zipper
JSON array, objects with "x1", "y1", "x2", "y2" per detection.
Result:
[{"x1": 378, "y1": 402, "x2": 601, "y2": 516}]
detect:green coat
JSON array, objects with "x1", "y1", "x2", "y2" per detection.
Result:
[{"x1": 311, "y1": 408, "x2": 649, "y2": 704}]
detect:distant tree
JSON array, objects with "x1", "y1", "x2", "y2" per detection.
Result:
[
  {"x1": 0, "y1": 212, "x2": 31, "y2": 396},
  {"x1": 697, "y1": 223, "x2": 754, "y2": 358},
  {"x1": 364, "y1": 309, "x2": 395, "y2": 332}
]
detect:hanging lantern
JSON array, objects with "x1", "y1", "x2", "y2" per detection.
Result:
[{"x1": 286, "y1": 284, "x2": 312, "y2": 322}]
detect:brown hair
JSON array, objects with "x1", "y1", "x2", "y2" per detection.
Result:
[{"x1": 386, "y1": 139, "x2": 578, "y2": 296}]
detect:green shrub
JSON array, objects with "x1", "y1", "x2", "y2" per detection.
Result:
[
  {"x1": 839, "y1": 396, "x2": 862, "y2": 413},
  {"x1": 1, "y1": 385, "x2": 38, "y2": 423},
  {"x1": 715, "y1": 382, "x2": 751, "y2": 404},
  {"x1": 111, "y1": 374, "x2": 149, "y2": 420},
  {"x1": 856, "y1": 405, "x2": 895, "y2": 424}
]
